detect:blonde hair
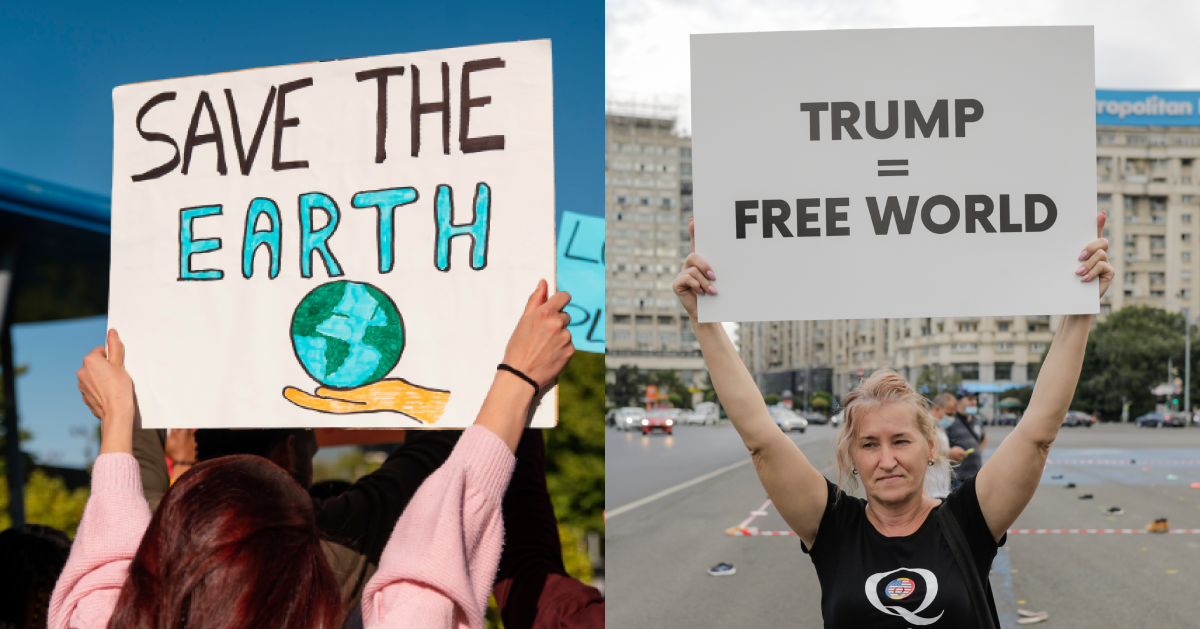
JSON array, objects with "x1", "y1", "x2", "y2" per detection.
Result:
[{"x1": 833, "y1": 369, "x2": 948, "y2": 494}]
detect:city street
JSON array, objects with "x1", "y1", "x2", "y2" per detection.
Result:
[{"x1": 606, "y1": 422, "x2": 1200, "y2": 628}]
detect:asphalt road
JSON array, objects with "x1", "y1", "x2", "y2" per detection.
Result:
[{"x1": 606, "y1": 422, "x2": 1200, "y2": 629}]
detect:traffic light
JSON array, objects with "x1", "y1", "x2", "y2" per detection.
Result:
[{"x1": 1173, "y1": 398, "x2": 1180, "y2": 406}]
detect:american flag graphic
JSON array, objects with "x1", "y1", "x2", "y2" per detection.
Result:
[{"x1": 885, "y1": 578, "x2": 915, "y2": 600}]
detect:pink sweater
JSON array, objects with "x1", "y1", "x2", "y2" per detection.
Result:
[{"x1": 49, "y1": 425, "x2": 515, "y2": 629}]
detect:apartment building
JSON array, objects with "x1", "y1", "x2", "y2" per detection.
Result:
[
  {"x1": 739, "y1": 90, "x2": 1200, "y2": 411},
  {"x1": 604, "y1": 103, "x2": 705, "y2": 391}
]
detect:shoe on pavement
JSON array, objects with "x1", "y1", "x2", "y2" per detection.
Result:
[
  {"x1": 1078, "y1": 493, "x2": 1093, "y2": 500},
  {"x1": 1065, "y1": 482, "x2": 1076, "y2": 488},
  {"x1": 1146, "y1": 518, "x2": 1170, "y2": 533},
  {"x1": 1017, "y1": 610, "x2": 1049, "y2": 624},
  {"x1": 1104, "y1": 506, "x2": 1125, "y2": 516},
  {"x1": 707, "y1": 563, "x2": 736, "y2": 576}
]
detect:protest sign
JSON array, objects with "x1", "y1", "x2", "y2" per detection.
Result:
[
  {"x1": 690, "y1": 27, "x2": 1097, "y2": 322},
  {"x1": 556, "y1": 211, "x2": 604, "y2": 352},
  {"x1": 110, "y1": 40, "x2": 557, "y2": 428}
]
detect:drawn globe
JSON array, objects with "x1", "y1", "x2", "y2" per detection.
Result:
[{"x1": 291, "y1": 281, "x2": 404, "y2": 388}]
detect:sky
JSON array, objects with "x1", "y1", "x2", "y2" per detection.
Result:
[
  {"x1": 606, "y1": 0, "x2": 1200, "y2": 133},
  {"x1": 3, "y1": 0, "x2": 601, "y2": 468}
]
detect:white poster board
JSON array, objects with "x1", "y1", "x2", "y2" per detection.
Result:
[
  {"x1": 110, "y1": 40, "x2": 557, "y2": 428},
  {"x1": 690, "y1": 27, "x2": 1097, "y2": 323}
]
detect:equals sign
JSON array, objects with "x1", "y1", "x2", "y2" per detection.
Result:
[{"x1": 878, "y1": 160, "x2": 908, "y2": 176}]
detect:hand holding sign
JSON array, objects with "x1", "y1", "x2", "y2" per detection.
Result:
[
  {"x1": 502, "y1": 280, "x2": 575, "y2": 390},
  {"x1": 674, "y1": 218, "x2": 718, "y2": 323},
  {"x1": 1079, "y1": 212, "x2": 1114, "y2": 298},
  {"x1": 78, "y1": 330, "x2": 136, "y2": 456}
]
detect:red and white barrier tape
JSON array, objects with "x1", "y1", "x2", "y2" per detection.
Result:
[
  {"x1": 725, "y1": 527, "x2": 1200, "y2": 536},
  {"x1": 1045, "y1": 459, "x2": 1200, "y2": 465}
]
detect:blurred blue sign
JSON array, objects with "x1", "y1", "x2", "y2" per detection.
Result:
[
  {"x1": 557, "y1": 211, "x2": 604, "y2": 353},
  {"x1": 1096, "y1": 89, "x2": 1200, "y2": 126}
]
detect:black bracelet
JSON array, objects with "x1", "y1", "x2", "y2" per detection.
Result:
[{"x1": 497, "y1": 363, "x2": 539, "y2": 394}]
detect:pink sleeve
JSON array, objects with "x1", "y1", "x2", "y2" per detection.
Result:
[
  {"x1": 48, "y1": 453, "x2": 152, "y2": 629},
  {"x1": 362, "y1": 425, "x2": 515, "y2": 629}
]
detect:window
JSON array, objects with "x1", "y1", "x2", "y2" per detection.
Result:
[
  {"x1": 995, "y1": 363, "x2": 1014, "y2": 380},
  {"x1": 1101, "y1": 304, "x2": 1112, "y2": 314},
  {"x1": 658, "y1": 315, "x2": 674, "y2": 325},
  {"x1": 1150, "y1": 273, "x2": 1165, "y2": 285},
  {"x1": 1185, "y1": 234, "x2": 1194, "y2": 242},
  {"x1": 681, "y1": 164, "x2": 692, "y2": 176},
  {"x1": 1184, "y1": 270, "x2": 1193, "y2": 280},
  {"x1": 1151, "y1": 236, "x2": 1166, "y2": 248},
  {"x1": 636, "y1": 330, "x2": 653, "y2": 342},
  {"x1": 660, "y1": 198, "x2": 673, "y2": 208},
  {"x1": 1185, "y1": 196, "x2": 1196, "y2": 204},
  {"x1": 1185, "y1": 214, "x2": 1194, "y2": 223},
  {"x1": 1152, "y1": 253, "x2": 1165, "y2": 262},
  {"x1": 615, "y1": 195, "x2": 629, "y2": 205},
  {"x1": 613, "y1": 330, "x2": 631, "y2": 341},
  {"x1": 1097, "y1": 158, "x2": 1113, "y2": 168},
  {"x1": 1125, "y1": 252, "x2": 1138, "y2": 262},
  {"x1": 1029, "y1": 342, "x2": 1047, "y2": 354},
  {"x1": 1125, "y1": 214, "x2": 1139, "y2": 224},
  {"x1": 953, "y1": 363, "x2": 980, "y2": 380},
  {"x1": 1182, "y1": 289, "x2": 1193, "y2": 298},
  {"x1": 1102, "y1": 228, "x2": 1111, "y2": 239},
  {"x1": 658, "y1": 332, "x2": 678, "y2": 343},
  {"x1": 1125, "y1": 272, "x2": 1137, "y2": 284},
  {"x1": 1151, "y1": 214, "x2": 1167, "y2": 225},
  {"x1": 612, "y1": 297, "x2": 632, "y2": 307},
  {"x1": 952, "y1": 343, "x2": 978, "y2": 353},
  {"x1": 1125, "y1": 234, "x2": 1137, "y2": 247},
  {"x1": 998, "y1": 322, "x2": 1010, "y2": 332},
  {"x1": 635, "y1": 315, "x2": 653, "y2": 324},
  {"x1": 995, "y1": 342, "x2": 1014, "y2": 353},
  {"x1": 1151, "y1": 197, "x2": 1168, "y2": 211},
  {"x1": 957, "y1": 323, "x2": 977, "y2": 332},
  {"x1": 681, "y1": 148, "x2": 692, "y2": 158},
  {"x1": 638, "y1": 197, "x2": 651, "y2": 206},
  {"x1": 1098, "y1": 193, "x2": 1112, "y2": 202},
  {"x1": 1184, "y1": 252, "x2": 1193, "y2": 261},
  {"x1": 1151, "y1": 290, "x2": 1166, "y2": 297},
  {"x1": 612, "y1": 314, "x2": 630, "y2": 324}
]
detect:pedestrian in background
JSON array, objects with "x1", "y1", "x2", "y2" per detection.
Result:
[
  {"x1": 926, "y1": 393, "x2": 967, "y2": 499},
  {"x1": 947, "y1": 389, "x2": 987, "y2": 489}
]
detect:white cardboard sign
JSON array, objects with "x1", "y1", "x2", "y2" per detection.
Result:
[
  {"x1": 690, "y1": 27, "x2": 1097, "y2": 323},
  {"x1": 110, "y1": 40, "x2": 557, "y2": 428}
]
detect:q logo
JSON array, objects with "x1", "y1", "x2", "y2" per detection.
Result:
[{"x1": 864, "y1": 568, "x2": 944, "y2": 626}]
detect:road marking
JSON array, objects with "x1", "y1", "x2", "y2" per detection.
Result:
[
  {"x1": 606, "y1": 458, "x2": 753, "y2": 520},
  {"x1": 608, "y1": 433, "x2": 825, "y2": 521}
]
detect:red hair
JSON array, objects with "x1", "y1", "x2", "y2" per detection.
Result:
[{"x1": 107, "y1": 454, "x2": 341, "y2": 629}]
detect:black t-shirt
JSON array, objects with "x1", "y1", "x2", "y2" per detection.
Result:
[{"x1": 800, "y1": 475, "x2": 1004, "y2": 628}]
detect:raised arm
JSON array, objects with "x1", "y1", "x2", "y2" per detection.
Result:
[
  {"x1": 673, "y1": 220, "x2": 828, "y2": 547},
  {"x1": 975, "y1": 212, "x2": 1113, "y2": 541}
]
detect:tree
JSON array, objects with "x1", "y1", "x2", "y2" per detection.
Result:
[
  {"x1": 609, "y1": 364, "x2": 643, "y2": 407},
  {"x1": 764, "y1": 393, "x2": 780, "y2": 406},
  {"x1": 546, "y1": 351, "x2": 604, "y2": 547},
  {"x1": 0, "y1": 464, "x2": 89, "y2": 537},
  {"x1": 915, "y1": 365, "x2": 962, "y2": 402},
  {"x1": 648, "y1": 369, "x2": 691, "y2": 409},
  {"x1": 809, "y1": 391, "x2": 833, "y2": 414},
  {"x1": 1067, "y1": 306, "x2": 1186, "y2": 420}
]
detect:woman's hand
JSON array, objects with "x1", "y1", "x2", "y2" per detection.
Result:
[
  {"x1": 501, "y1": 280, "x2": 574, "y2": 389},
  {"x1": 1077, "y1": 211, "x2": 1114, "y2": 298},
  {"x1": 673, "y1": 219, "x2": 718, "y2": 322},
  {"x1": 78, "y1": 329, "x2": 136, "y2": 455}
]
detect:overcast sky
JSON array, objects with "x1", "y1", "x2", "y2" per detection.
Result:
[{"x1": 606, "y1": 0, "x2": 1200, "y2": 132}]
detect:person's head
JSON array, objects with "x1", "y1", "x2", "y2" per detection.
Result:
[
  {"x1": 932, "y1": 392, "x2": 957, "y2": 422},
  {"x1": 955, "y1": 389, "x2": 978, "y2": 415},
  {"x1": 834, "y1": 370, "x2": 947, "y2": 504},
  {"x1": 0, "y1": 523, "x2": 72, "y2": 629},
  {"x1": 195, "y1": 428, "x2": 319, "y2": 488},
  {"x1": 109, "y1": 454, "x2": 341, "y2": 629}
]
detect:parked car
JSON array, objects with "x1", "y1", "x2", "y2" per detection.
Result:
[
  {"x1": 641, "y1": 409, "x2": 676, "y2": 435},
  {"x1": 831, "y1": 411, "x2": 843, "y2": 428},
  {"x1": 1134, "y1": 412, "x2": 1185, "y2": 428},
  {"x1": 682, "y1": 402, "x2": 721, "y2": 425},
  {"x1": 768, "y1": 406, "x2": 808, "y2": 433},
  {"x1": 1062, "y1": 411, "x2": 1094, "y2": 427},
  {"x1": 800, "y1": 411, "x2": 828, "y2": 425},
  {"x1": 612, "y1": 407, "x2": 646, "y2": 431},
  {"x1": 993, "y1": 412, "x2": 1020, "y2": 426}
]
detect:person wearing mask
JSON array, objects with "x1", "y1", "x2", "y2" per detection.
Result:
[
  {"x1": 925, "y1": 393, "x2": 966, "y2": 499},
  {"x1": 671, "y1": 213, "x2": 1113, "y2": 628},
  {"x1": 947, "y1": 389, "x2": 987, "y2": 488},
  {"x1": 50, "y1": 280, "x2": 574, "y2": 629}
]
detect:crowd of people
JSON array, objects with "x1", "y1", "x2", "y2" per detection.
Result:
[{"x1": 2, "y1": 280, "x2": 603, "y2": 629}]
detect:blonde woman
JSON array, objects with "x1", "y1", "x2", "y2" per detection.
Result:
[{"x1": 674, "y1": 214, "x2": 1112, "y2": 628}]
